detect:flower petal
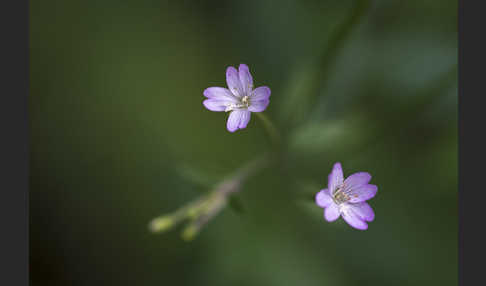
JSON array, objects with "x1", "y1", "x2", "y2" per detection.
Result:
[
  {"x1": 349, "y1": 202, "x2": 375, "y2": 222},
  {"x1": 226, "y1": 110, "x2": 250, "y2": 132},
  {"x1": 203, "y1": 99, "x2": 231, "y2": 112},
  {"x1": 344, "y1": 172, "x2": 371, "y2": 189},
  {"x1": 226, "y1": 66, "x2": 243, "y2": 97},
  {"x1": 315, "y1": 189, "x2": 332, "y2": 208},
  {"x1": 347, "y1": 184, "x2": 378, "y2": 203},
  {"x1": 251, "y1": 86, "x2": 271, "y2": 101},
  {"x1": 341, "y1": 205, "x2": 368, "y2": 230},
  {"x1": 248, "y1": 100, "x2": 269, "y2": 112},
  {"x1": 238, "y1": 110, "x2": 251, "y2": 129},
  {"x1": 328, "y1": 162, "x2": 344, "y2": 195},
  {"x1": 324, "y1": 203, "x2": 340, "y2": 222},
  {"x1": 203, "y1": 87, "x2": 238, "y2": 102},
  {"x1": 238, "y1": 64, "x2": 253, "y2": 95}
]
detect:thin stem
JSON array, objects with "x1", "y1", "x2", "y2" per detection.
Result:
[
  {"x1": 150, "y1": 154, "x2": 271, "y2": 239},
  {"x1": 317, "y1": 0, "x2": 372, "y2": 73},
  {"x1": 279, "y1": 0, "x2": 372, "y2": 129},
  {"x1": 255, "y1": 112, "x2": 281, "y2": 148},
  {"x1": 180, "y1": 154, "x2": 270, "y2": 240}
]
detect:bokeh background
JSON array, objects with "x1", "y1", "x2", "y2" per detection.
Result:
[{"x1": 30, "y1": 0, "x2": 457, "y2": 285}]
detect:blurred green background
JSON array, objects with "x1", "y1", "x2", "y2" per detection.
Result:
[{"x1": 30, "y1": 0, "x2": 457, "y2": 285}]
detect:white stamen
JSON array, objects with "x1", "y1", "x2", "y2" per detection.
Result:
[
  {"x1": 225, "y1": 96, "x2": 251, "y2": 112},
  {"x1": 332, "y1": 185, "x2": 352, "y2": 204}
]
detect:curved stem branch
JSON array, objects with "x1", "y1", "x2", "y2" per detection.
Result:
[
  {"x1": 256, "y1": 112, "x2": 281, "y2": 148},
  {"x1": 149, "y1": 154, "x2": 271, "y2": 240}
]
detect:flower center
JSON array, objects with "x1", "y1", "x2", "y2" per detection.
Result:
[
  {"x1": 332, "y1": 185, "x2": 351, "y2": 204},
  {"x1": 225, "y1": 96, "x2": 251, "y2": 112},
  {"x1": 241, "y1": 95, "x2": 250, "y2": 107}
]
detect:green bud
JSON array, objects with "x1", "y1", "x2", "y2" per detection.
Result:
[
  {"x1": 181, "y1": 224, "x2": 199, "y2": 241},
  {"x1": 149, "y1": 216, "x2": 175, "y2": 233}
]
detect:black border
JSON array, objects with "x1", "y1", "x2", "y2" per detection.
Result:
[
  {"x1": 0, "y1": 0, "x2": 29, "y2": 285},
  {"x1": 459, "y1": 1, "x2": 486, "y2": 285}
]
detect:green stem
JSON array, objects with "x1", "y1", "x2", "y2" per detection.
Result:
[
  {"x1": 256, "y1": 113, "x2": 281, "y2": 147},
  {"x1": 316, "y1": 0, "x2": 372, "y2": 72},
  {"x1": 280, "y1": 0, "x2": 372, "y2": 129},
  {"x1": 149, "y1": 154, "x2": 271, "y2": 239},
  {"x1": 180, "y1": 155, "x2": 270, "y2": 240}
]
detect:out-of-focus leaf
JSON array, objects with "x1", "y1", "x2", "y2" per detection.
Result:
[
  {"x1": 175, "y1": 163, "x2": 220, "y2": 188},
  {"x1": 276, "y1": 64, "x2": 319, "y2": 130},
  {"x1": 288, "y1": 116, "x2": 369, "y2": 157}
]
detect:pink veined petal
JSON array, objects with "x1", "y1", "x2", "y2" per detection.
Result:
[
  {"x1": 203, "y1": 87, "x2": 238, "y2": 102},
  {"x1": 203, "y1": 99, "x2": 231, "y2": 112},
  {"x1": 238, "y1": 110, "x2": 251, "y2": 129},
  {"x1": 248, "y1": 100, "x2": 269, "y2": 112},
  {"x1": 328, "y1": 162, "x2": 344, "y2": 195},
  {"x1": 226, "y1": 110, "x2": 250, "y2": 132},
  {"x1": 251, "y1": 86, "x2": 271, "y2": 101},
  {"x1": 238, "y1": 64, "x2": 253, "y2": 95},
  {"x1": 341, "y1": 204, "x2": 368, "y2": 230},
  {"x1": 226, "y1": 66, "x2": 243, "y2": 97},
  {"x1": 349, "y1": 202, "x2": 375, "y2": 222},
  {"x1": 315, "y1": 188, "x2": 332, "y2": 208},
  {"x1": 324, "y1": 203, "x2": 340, "y2": 222},
  {"x1": 346, "y1": 184, "x2": 378, "y2": 203},
  {"x1": 344, "y1": 172, "x2": 372, "y2": 189}
]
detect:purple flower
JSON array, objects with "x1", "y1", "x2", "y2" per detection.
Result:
[
  {"x1": 315, "y1": 162, "x2": 377, "y2": 230},
  {"x1": 203, "y1": 64, "x2": 271, "y2": 132}
]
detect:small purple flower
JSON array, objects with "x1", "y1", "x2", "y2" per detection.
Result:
[
  {"x1": 203, "y1": 64, "x2": 271, "y2": 132},
  {"x1": 315, "y1": 162, "x2": 377, "y2": 230}
]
